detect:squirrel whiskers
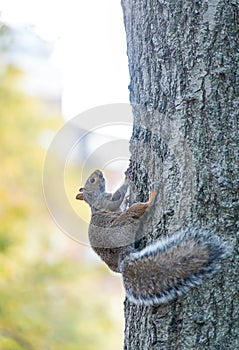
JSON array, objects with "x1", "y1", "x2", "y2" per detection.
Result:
[{"x1": 76, "y1": 169, "x2": 229, "y2": 306}]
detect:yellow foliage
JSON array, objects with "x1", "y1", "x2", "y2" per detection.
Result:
[{"x1": 0, "y1": 55, "x2": 123, "y2": 349}]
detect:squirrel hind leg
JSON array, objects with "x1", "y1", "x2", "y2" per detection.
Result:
[
  {"x1": 130, "y1": 189, "x2": 157, "y2": 216},
  {"x1": 113, "y1": 189, "x2": 157, "y2": 224},
  {"x1": 131, "y1": 188, "x2": 156, "y2": 208},
  {"x1": 148, "y1": 189, "x2": 157, "y2": 205}
]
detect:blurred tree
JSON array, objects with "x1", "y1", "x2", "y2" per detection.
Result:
[{"x1": 0, "y1": 23, "x2": 123, "y2": 350}]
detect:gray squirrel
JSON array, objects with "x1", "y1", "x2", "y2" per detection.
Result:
[{"x1": 76, "y1": 169, "x2": 228, "y2": 306}]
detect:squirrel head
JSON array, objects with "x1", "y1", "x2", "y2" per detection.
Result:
[{"x1": 76, "y1": 169, "x2": 106, "y2": 208}]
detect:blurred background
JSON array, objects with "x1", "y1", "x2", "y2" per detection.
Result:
[{"x1": 0, "y1": 1, "x2": 130, "y2": 349}]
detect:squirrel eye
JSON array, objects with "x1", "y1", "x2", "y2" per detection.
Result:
[{"x1": 89, "y1": 177, "x2": 96, "y2": 184}]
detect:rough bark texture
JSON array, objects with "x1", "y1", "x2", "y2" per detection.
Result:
[{"x1": 121, "y1": 0, "x2": 239, "y2": 349}]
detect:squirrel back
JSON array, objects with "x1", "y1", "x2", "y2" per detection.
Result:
[{"x1": 76, "y1": 170, "x2": 229, "y2": 305}]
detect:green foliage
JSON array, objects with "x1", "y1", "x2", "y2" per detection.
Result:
[{"x1": 0, "y1": 25, "x2": 123, "y2": 350}]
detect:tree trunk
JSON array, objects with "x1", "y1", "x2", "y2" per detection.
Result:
[{"x1": 121, "y1": 0, "x2": 239, "y2": 349}]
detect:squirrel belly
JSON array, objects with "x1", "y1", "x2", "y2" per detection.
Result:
[
  {"x1": 76, "y1": 170, "x2": 229, "y2": 306},
  {"x1": 120, "y1": 228, "x2": 229, "y2": 306}
]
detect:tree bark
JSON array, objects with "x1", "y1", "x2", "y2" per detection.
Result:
[{"x1": 121, "y1": 0, "x2": 239, "y2": 349}]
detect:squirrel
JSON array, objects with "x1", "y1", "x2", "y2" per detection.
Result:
[{"x1": 76, "y1": 169, "x2": 229, "y2": 306}]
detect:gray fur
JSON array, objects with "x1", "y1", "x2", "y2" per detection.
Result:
[{"x1": 76, "y1": 170, "x2": 229, "y2": 305}]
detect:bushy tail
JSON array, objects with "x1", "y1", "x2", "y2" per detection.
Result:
[{"x1": 120, "y1": 228, "x2": 229, "y2": 306}]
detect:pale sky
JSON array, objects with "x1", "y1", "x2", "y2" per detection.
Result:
[{"x1": 1, "y1": 0, "x2": 130, "y2": 119}]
